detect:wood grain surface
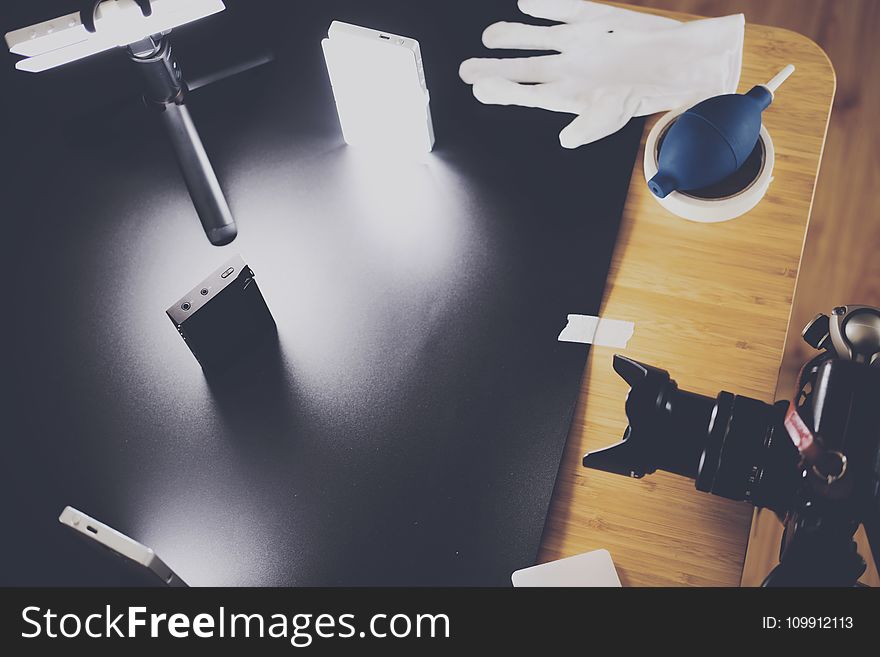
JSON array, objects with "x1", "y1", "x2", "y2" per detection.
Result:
[
  {"x1": 635, "y1": 0, "x2": 880, "y2": 588},
  {"x1": 537, "y1": 4, "x2": 836, "y2": 586}
]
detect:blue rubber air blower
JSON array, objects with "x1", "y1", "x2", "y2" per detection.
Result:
[{"x1": 648, "y1": 65, "x2": 795, "y2": 198}]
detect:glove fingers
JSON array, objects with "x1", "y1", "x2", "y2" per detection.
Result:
[
  {"x1": 517, "y1": 0, "x2": 591, "y2": 23},
  {"x1": 482, "y1": 21, "x2": 569, "y2": 51},
  {"x1": 459, "y1": 55, "x2": 560, "y2": 84},
  {"x1": 517, "y1": 0, "x2": 679, "y2": 28},
  {"x1": 518, "y1": 0, "x2": 679, "y2": 30},
  {"x1": 472, "y1": 78, "x2": 577, "y2": 113},
  {"x1": 558, "y1": 94, "x2": 640, "y2": 147},
  {"x1": 558, "y1": 113, "x2": 623, "y2": 148}
]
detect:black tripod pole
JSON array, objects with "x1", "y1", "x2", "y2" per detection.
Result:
[{"x1": 128, "y1": 35, "x2": 237, "y2": 246}]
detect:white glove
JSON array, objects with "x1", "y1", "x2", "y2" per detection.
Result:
[{"x1": 460, "y1": 0, "x2": 745, "y2": 147}]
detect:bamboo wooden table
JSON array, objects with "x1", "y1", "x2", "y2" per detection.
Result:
[{"x1": 537, "y1": 6, "x2": 836, "y2": 586}]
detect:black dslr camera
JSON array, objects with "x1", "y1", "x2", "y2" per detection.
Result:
[{"x1": 584, "y1": 305, "x2": 880, "y2": 586}]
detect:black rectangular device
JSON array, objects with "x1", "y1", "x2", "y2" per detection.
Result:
[{"x1": 166, "y1": 255, "x2": 276, "y2": 370}]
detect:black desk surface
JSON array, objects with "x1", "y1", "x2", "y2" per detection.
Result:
[{"x1": 1, "y1": 0, "x2": 642, "y2": 585}]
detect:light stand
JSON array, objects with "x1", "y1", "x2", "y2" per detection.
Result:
[
  {"x1": 5, "y1": 0, "x2": 240, "y2": 245},
  {"x1": 127, "y1": 33, "x2": 237, "y2": 246}
]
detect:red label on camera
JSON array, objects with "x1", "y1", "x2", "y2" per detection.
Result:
[{"x1": 784, "y1": 401, "x2": 821, "y2": 462}]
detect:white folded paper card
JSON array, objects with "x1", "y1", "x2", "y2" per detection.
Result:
[
  {"x1": 512, "y1": 549, "x2": 621, "y2": 587},
  {"x1": 558, "y1": 314, "x2": 634, "y2": 348}
]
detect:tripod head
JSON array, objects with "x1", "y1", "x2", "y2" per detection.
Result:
[{"x1": 766, "y1": 305, "x2": 880, "y2": 585}]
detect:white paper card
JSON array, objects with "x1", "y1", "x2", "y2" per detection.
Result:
[
  {"x1": 512, "y1": 549, "x2": 622, "y2": 587},
  {"x1": 558, "y1": 315, "x2": 634, "y2": 348}
]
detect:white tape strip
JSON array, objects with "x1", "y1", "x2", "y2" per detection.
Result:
[{"x1": 558, "y1": 314, "x2": 634, "y2": 348}]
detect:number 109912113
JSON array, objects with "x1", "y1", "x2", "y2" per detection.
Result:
[{"x1": 763, "y1": 617, "x2": 854, "y2": 629}]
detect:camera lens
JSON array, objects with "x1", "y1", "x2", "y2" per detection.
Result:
[
  {"x1": 693, "y1": 394, "x2": 796, "y2": 512},
  {"x1": 200, "y1": 288, "x2": 209, "y2": 296},
  {"x1": 583, "y1": 355, "x2": 800, "y2": 513},
  {"x1": 181, "y1": 302, "x2": 192, "y2": 311}
]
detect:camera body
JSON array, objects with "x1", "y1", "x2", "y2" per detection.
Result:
[{"x1": 584, "y1": 305, "x2": 880, "y2": 586}]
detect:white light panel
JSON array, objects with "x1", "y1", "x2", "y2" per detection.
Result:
[
  {"x1": 322, "y1": 21, "x2": 435, "y2": 155},
  {"x1": 5, "y1": 0, "x2": 225, "y2": 73}
]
